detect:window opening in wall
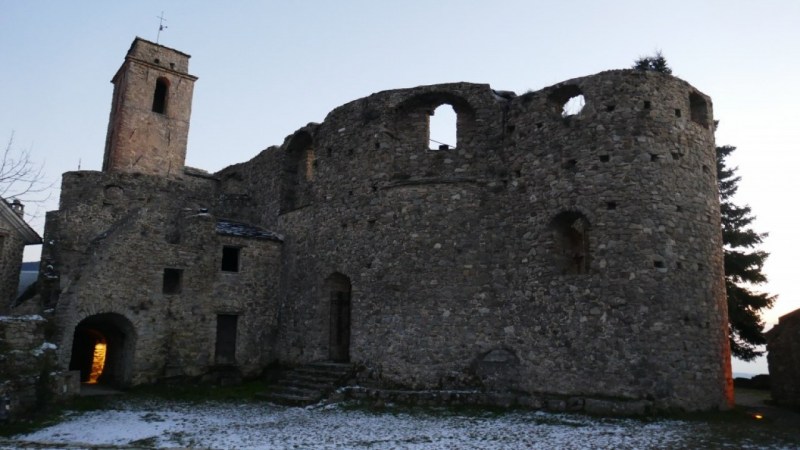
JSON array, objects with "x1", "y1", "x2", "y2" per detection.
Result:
[
  {"x1": 548, "y1": 84, "x2": 585, "y2": 118},
  {"x1": 689, "y1": 92, "x2": 708, "y2": 127},
  {"x1": 304, "y1": 148, "x2": 316, "y2": 181},
  {"x1": 562, "y1": 95, "x2": 585, "y2": 117},
  {"x1": 0, "y1": 235, "x2": 4, "y2": 250},
  {"x1": 550, "y1": 211, "x2": 590, "y2": 275},
  {"x1": 162, "y1": 268, "x2": 182, "y2": 294},
  {"x1": 599, "y1": 154, "x2": 610, "y2": 162},
  {"x1": 215, "y1": 314, "x2": 238, "y2": 365},
  {"x1": 643, "y1": 100, "x2": 652, "y2": 109},
  {"x1": 221, "y1": 246, "x2": 240, "y2": 272},
  {"x1": 280, "y1": 132, "x2": 314, "y2": 213},
  {"x1": 429, "y1": 104, "x2": 457, "y2": 150},
  {"x1": 152, "y1": 77, "x2": 169, "y2": 114}
]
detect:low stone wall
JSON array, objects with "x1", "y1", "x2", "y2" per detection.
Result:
[
  {"x1": 341, "y1": 386, "x2": 651, "y2": 416},
  {"x1": 0, "y1": 315, "x2": 79, "y2": 422}
]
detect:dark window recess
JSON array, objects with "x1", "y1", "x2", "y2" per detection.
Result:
[
  {"x1": 650, "y1": 154, "x2": 660, "y2": 162},
  {"x1": 215, "y1": 314, "x2": 238, "y2": 365},
  {"x1": 690, "y1": 92, "x2": 709, "y2": 127},
  {"x1": 550, "y1": 211, "x2": 591, "y2": 275},
  {"x1": 606, "y1": 202, "x2": 617, "y2": 210},
  {"x1": 152, "y1": 78, "x2": 169, "y2": 114},
  {"x1": 675, "y1": 109, "x2": 682, "y2": 117},
  {"x1": 162, "y1": 268, "x2": 182, "y2": 294},
  {"x1": 643, "y1": 100, "x2": 652, "y2": 109},
  {"x1": 653, "y1": 260, "x2": 666, "y2": 269},
  {"x1": 221, "y1": 246, "x2": 240, "y2": 272},
  {"x1": 605, "y1": 104, "x2": 616, "y2": 112},
  {"x1": 599, "y1": 154, "x2": 610, "y2": 162}
]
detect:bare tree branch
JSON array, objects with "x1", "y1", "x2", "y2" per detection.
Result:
[{"x1": 1, "y1": 131, "x2": 53, "y2": 212}]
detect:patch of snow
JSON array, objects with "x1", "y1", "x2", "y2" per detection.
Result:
[
  {"x1": 0, "y1": 314, "x2": 45, "y2": 322},
  {"x1": 0, "y1": 400, "x2": 697, "y2": 449}
]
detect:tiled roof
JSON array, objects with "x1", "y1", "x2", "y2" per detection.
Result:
[{"x1": 215, "y1": 219, "x2": 283, "y2": 242}]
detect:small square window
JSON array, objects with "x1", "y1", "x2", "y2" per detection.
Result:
[
  {"x1": 162, "y1": 268, "x2": 183, "y2": 294},
  {"x1": 221, "y1": 246, "x2": 240, "y2": 272}
]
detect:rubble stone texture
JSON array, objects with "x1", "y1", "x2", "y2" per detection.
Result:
[
  {"x1": 43, "y1": 38, "x2": 732, "y2": 412},
  {"x1": 767, "y1": 308, "x2": 800, "y2": 407}
]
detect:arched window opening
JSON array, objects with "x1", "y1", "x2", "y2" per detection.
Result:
[
  {"x1": 550, "y1": 211, "x2": 591, "y2": 275},
  {"x1": 280, "y1": 132, "x2": 314, "y2": 213},
  {"x1": 689, "y1": 92, "x2": 708, "y2": 127},
  {"x1": 548, "y1": 84, "x2": 585, "y2": 118},
  {"x1": 326, "y1": 273, "x2": 352, "y2": 362},
  {"x1": 429, "y1": 104, "x2": 457, "y2": 150},
  {"x1": 562, "y1": 95, "x2": 585, "y2": 117},
  {"x1": 152, "y1": 77, "x2": 169, "y2": 114}
]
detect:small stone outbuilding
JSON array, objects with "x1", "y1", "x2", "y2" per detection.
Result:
[{"x1": 766, "y1": 308, "x2": 800, "y2": 407}]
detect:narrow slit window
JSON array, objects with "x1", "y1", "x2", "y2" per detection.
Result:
[
  {"x1": 152, "y1": 77, "x2": 169, "y2": 114},
  {"x1": 221, "y1": 246, "x2": 241, "y2": 272}
]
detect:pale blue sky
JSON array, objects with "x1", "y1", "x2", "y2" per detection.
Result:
[{"x1": 2, "y1": 1, "x2": 799, "y2": 374}]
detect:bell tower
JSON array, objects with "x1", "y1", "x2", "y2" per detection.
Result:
[{"x1": 102, "y1": 37, "x2": 198, "y2": 177}]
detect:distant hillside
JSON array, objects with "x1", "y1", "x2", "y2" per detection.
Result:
[{"x1": 20, "y1": 261, "x2": 39, "y2": 271}]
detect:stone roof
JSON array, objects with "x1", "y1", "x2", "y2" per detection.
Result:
[
  {"x1": 215, "y1": 219, "x2": 283, "y2": 242},
  {"x1": 0, "y1": 198, "x2": 41, "y2": 245}
]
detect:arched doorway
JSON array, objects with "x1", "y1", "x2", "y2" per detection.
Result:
[
  {"x1": 326, "y1": 273, "x2": 351, "y2": 362},
  {"x1": 69, "y1": 313, "x2": 135, "y2": 387}
]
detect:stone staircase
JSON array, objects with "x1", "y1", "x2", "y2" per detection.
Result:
[{"x1": 260, "y1": 361, "x2": 354, "y2": 406}]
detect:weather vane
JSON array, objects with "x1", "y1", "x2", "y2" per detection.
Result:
[{"x1": 156, "y1": 11, "x2": 167, "y2": 43}]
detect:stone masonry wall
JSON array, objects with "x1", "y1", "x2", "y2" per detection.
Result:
[
  {"x1": 767, "y1": 308, "x2": 800, "y2": 407},
  {"x1": 217, "y1": 70, "x2": 731, "y2": 411}
]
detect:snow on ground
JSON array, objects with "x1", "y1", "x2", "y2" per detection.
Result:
[{"x1": 0, "y1": 400, "x2": 787, "y2": 449}]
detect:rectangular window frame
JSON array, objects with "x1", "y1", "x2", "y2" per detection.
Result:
[
  {"x1": 162, "y1": 268, "x2": 183, "y2": 294},
  {"x1": 221, "y1": 246, "x2": 241, "y2": 272}
]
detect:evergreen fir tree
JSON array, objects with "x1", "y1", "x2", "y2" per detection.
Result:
[
  {"x1": 716, "y1": 145, "x2": 776, "y2": 361},
  {"x1": 632, "y1": 51, "x2": 673, "y2": 74}
]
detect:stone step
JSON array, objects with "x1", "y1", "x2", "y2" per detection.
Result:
[{"x1": 260, "y1": 361, "x2": 354, "y2": 406}]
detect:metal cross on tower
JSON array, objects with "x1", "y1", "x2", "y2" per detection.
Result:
[{"x1": 156, "y1": 11, "x2": 167, "y2": 43}]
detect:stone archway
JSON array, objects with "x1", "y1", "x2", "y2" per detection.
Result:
[{"x1": 69, "y1": 313, "x2": 136, "y2": 387}]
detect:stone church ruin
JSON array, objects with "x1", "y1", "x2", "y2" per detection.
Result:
[{"x1": 37, "y1": 37, "x2": 733, "y2": 412}]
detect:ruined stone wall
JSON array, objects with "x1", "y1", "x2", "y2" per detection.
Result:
[
  {"x1": 220, "y1": 70, "x2": 730, "y2": 411},
  {"x1": 46, "y1": 170, "x2": 283, "y2": 385},
  {"x1": 0, "y1": 315, "x2": 79, "y2": 422}
]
